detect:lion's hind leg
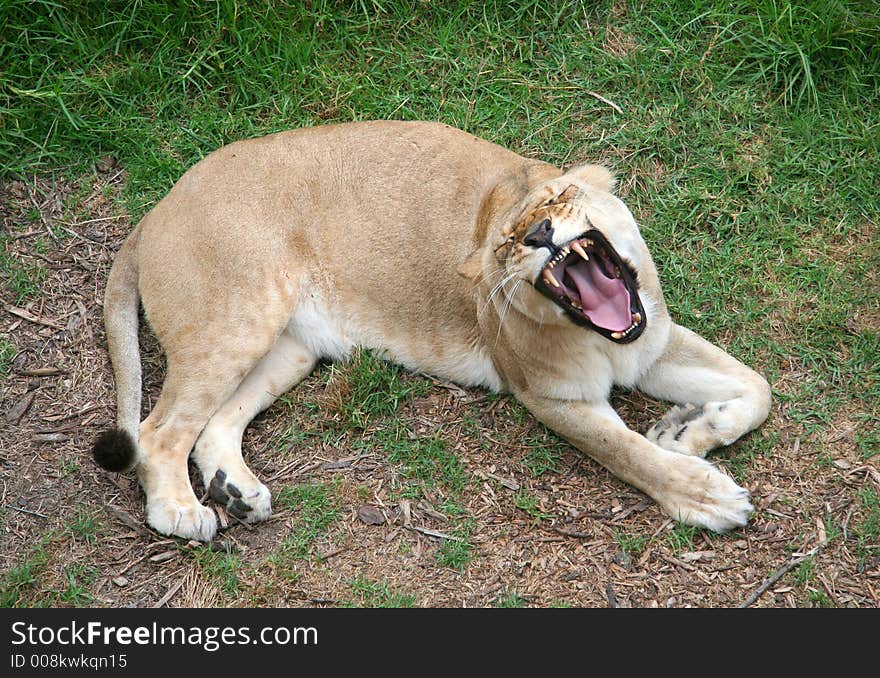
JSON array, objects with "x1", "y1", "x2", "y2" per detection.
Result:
[
  {"x1": 138, "y1": 337, "x2": 275, "y2": 541},
  {"x1": 637, "y1": 324, "x2": 772, "y2": 458},
  {"x1": 191, "y1": 331, "x2": 317, "y2": 523}
]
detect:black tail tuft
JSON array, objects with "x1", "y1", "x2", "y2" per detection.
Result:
[{"x1": 92, "y1": 429, "x2": 137, "y2": 472}]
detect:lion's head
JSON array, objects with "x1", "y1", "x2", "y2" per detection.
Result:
[{"x1": 465, "y1": 164, "x2": 650, "y2": 344}]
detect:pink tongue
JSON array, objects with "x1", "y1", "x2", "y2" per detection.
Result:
[{"x1": 566, "y1": 259, "x2": 632, "y2": 332}]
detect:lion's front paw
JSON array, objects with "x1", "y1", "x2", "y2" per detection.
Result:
[
  {"x1": 646, "y1": 402, "x2": 719, "y2": 457},
  {"x1": 146, "y1": 498, "x2": 218, "y2": 541},
  {"x1": 208, "y1": 469, "x2": 272, "y2": 523},
  {"x1": 657, "y1": 455, "x2": 753, "y2": 532}
]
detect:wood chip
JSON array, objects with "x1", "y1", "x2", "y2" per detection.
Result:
[
  {"x1": 6, "y1": 305, "x2": 65, "y2": 329},
  {"x1": 105, "y1": 507, "x2": 149, "y2": 535},
  {"x1": 33, "y1": 432, "x2": 69, "y2": 443},
  {"x1": 148, "y1": 551, "x2": 177, "y2": 564},
  {"x1": 416, "y1": 500, "x2": 448, "y2": 521},
  {"x1": 486, "y1": 472, "x2": 519, "y2": 491},
  {"x1": 407, "y1": 526, "x2": 464, "y2": 542},
  {"x1": 15, "y1": 367, "x2": 66, "y2": 377},
  {"x1": 112, "y1": 576, "x2": 129, "y2": 587},
  {"x1": 680, "y1": 550, "x2": 716, "y2": 563},
  {"x1": 357, "y1": 504, "x2": 386, "y2": 525},
  {"x1": 817, "y1": 516, "x2": 828, "y2": 545},
  {"x1": 153, "y1": 579, "x2": 185, "y2": 608},
  {"x1": 6, "y1": 391, "x2": 36, "y2": 425},
  {"x1": 399, "y1": 499, "x2": 412, "y2": 527},
  {"x1": 215, "y1": 505, "x2": 229, "y2": 529}
]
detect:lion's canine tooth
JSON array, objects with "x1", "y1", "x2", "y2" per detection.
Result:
[
  {"x1": 543, "y1": 270, "x2": 560, "y2": 288},
  {"x1": 571, "y1": 241, "x2": 589, "y2": 261},
  {"x1": 632, "y1": 312, "x2": 642, "y2": 323},
  {"x1": 611, "y1": 331, "x2": 624, "y2": 339}
]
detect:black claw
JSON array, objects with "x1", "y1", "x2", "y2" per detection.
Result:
[
  {"x1": 209, "y1": 481, "x2": 230, "y2": 505},
  {"x1": 674, "y1": 424, "x2": 689, "y2": 441},
  {"x1": 226, "y1": 482, "x2": 242, "y2": 498},
  {"x1": 214, "y1": 469, "x2": 227, "y2": 483},
  {"x1": 228, "y1": 499, "x2": 252, "y2": 519},
  {"x1": 680, "y1": 405, "x2": 705, "y2": 423}
]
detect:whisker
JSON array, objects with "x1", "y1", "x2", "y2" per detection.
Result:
[
  {"x1": 480, "y1": 268, "x2": 519, "y2": 318},
  {"x1": 494, "y1": 279, "x2": 523, "y2": 347}
]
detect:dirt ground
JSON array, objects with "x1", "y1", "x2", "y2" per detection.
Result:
[{"x1": 1, "y1": 169, "x2": 878, "y2": 608}]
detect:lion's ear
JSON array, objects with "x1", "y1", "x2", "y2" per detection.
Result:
[
  {"x1": 565, "y1": 163, "x2": 616, "y2": 193},
  {"x1": 458, "y1": 250, "x2": 483, "y2": 282}
]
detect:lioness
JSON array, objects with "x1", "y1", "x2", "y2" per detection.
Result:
[{"x1": 93, "y1": 121, "x2": 771, "y2": 542}]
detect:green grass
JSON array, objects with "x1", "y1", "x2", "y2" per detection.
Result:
[
  {"x1": 513, "y1": 490, "x2": 554, "y2": 524},
  {"x1": 374, "y1": 424, "x2": 471, "y2": 501},
  {"x1": 855, "y1": 425, "x2": 880, "y2": 461},
  {"x1": 272, "y1": 481, "x2": 342, "y2": 569},
  {"x1": 495, "y1": 591, "x2": 528, "y2": 608},
  {"x1": 322, "y1": 349, "x2": 431, "y2": 431},
  {"x1": 521, "y1": 431, "x2": 569, "y2": 477},
  {"x1": 435, "y1": 519, "x2": 476, "y2": 571},
  {"x1": 615, "y1": 531, "x2": 647, "y2": 556},
  {"x1": 54, "y1": 565, "x2": 96, "y2": 607},
  {"x1": 2, "y1": 0, "x2": 878, "y2": 607},
  {"x1": 343, "y1": 576, "x2": 417, "y2": 608},
  {"x1": 0, "y1": 536, "x2": 51, "y2": 607},
  {"x1": 792, "y1": 559, "x2": 815, "y2": 587},
  {"x1": 853, "y1": 487, "x2": 880, "y2": 570},
  {"x1": 0, "y1": 235, "x2": 48, "y2": 303},
  {"x1": 67, "y1": 509, "x2": 99, "y2": 545},
  {"x1": 191, "y1": 544, "x2": 241, "y2": 596},
  {"x1": 666, "y1": 524, "x2": 699, "y2": 554},
  {"x1": 0, "y1": 338, "x2": 17, "y2": 377}
]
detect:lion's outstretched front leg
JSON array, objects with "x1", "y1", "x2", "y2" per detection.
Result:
[
  {"x1": 515, "y1": 394, "x2": 753, "y2": 532},
  {"x1": 638, "y1": 324, "x2": 772, "y2": 458}
]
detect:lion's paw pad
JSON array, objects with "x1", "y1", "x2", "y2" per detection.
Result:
[
  {"x1": 646, "y1": 403, "x2": 713, "y2": 456},
  {"x1": 208, "y1": 469, "x2": 272, "y2": 523}
]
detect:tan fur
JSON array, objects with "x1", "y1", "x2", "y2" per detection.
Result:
[{"x1": 99, "y1": 121, "x2": 771, "y2": 540}]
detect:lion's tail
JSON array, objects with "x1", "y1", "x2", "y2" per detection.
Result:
[{"x1": 92, "y1": 226, "x2": 142, "y2": 472}]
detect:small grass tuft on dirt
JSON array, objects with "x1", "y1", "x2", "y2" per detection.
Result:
[
  {"x1": 495, "y1": 591, "x2": 529, "y2": 608},
  {"x1": 343, "y1": 576, "x2": 417, "y2": 608},
  {"x1": 320, "y1": 349, "x2": 431, "y2": 431},
  {"x1": 0, "y1": 536, "x2": 51, "y2": 608},
  {"x1": 272, "y1": 481, "x2": 342, "y2": 570},
  {"x1": 615, "y1": 531, "x2": 647, "y2": 556},
  {"x1": 435, "y1": 519, "x2": 477, "y2": 571},
  {"x1": 54, "y1": 565, "x2": 96, "y2": 607},
  {"x1": 853, "y1": 488, "x2": 880, "y2": 571},
  {"x1": 0, "y1": 338, "x2": 17, "y2": 376},
  {"x1": 521, "y1": 431, "x2": 568, "y2": 477},
  {"x1": 66, "y1": 509, "x2": 99, "y2": 545},
  {"x1": 666, "y1": 524, "x2": 699, "y2": 554},
  {"x1": 376, "y1": 425, "x2": 471, "y2": 501},
  {"x1": 513, "y1": 490, "x2": 555, "y2": 525},
  {"x1": 191, "y1": 545, "x2": 242, "y2": 596},
  {"x1": 1, "y1": 234, "x2": 48, "y2": 303}
]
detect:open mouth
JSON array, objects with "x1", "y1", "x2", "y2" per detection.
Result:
[{"x1": 533, "y1": 230, "x2": 646, "y2": 343}]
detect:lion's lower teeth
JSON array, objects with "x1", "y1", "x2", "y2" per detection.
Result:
[
  {"x1": 632, "y1": 312, "x2": 642, "y2": 323},
  {"x1": 611, "y1": 331, "x2": 623, "y2": 339},
  {"x1": 572, "y1": 299, "x2": 582, "y2": 309}
]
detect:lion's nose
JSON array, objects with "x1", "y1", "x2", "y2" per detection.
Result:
[{"x1": 523, "y1": 218, "x2": 554, "y2": 249}]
